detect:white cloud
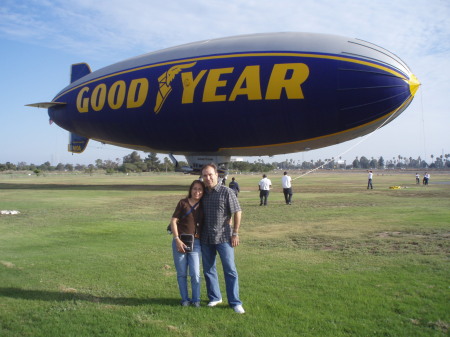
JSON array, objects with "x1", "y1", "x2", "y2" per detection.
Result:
[{"x1": 2, "y1": 0, "x2": 449, "y2": 60}]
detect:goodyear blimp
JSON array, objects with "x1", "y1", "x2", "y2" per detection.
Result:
[{"x1": 28, "y1": 32, "x2": 419, "y2": 174}]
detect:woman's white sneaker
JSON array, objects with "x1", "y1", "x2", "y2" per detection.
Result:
[{"x1": 207, "y1": 299, "x2": 223, "y2": 307}]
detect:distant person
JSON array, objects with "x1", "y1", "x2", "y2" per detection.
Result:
[
  {"x1": 367, "y1": 170, "x2": 373, "y2": 189},
  {"x1": 222, "y1": 175, "x2": 228, "y2": 185},
  {"x1": 228, "y1": 177, "x2": 240, "y2": 197},
  {"x1": 201, "y1": 164, "x2": 245, "y2": 314},
  {"x1": 258, "y1": 174, "x2": 272, "y2": 206},
  {"x1": 424, "y1": 172, "x2": 430, "y2": 185},
  {"x1": 415, "y1": 173, "x2": 420, "y2": 184},
  {"x1": 281, "y1": 171, "x2": 293, "y2": 205},
  {"x1": 169, "y1": 180, "x2": 205, "y2": 307}
]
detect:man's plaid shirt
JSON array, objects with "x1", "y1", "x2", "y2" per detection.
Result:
[{"x1": 201, "y1": 183, "x2": 241, "y2": 245}]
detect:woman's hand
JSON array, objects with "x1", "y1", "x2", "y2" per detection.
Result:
[{"x1": 175, "y1": 237, "x2": 187, "y2": 253}]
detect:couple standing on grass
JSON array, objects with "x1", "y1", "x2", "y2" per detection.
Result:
[{"x1": 169, "y1": 163, "x2": 245, "y2": 314}]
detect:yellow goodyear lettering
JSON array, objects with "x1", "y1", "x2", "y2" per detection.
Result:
[
  {"x1": 181, "y1": 70, "x2": 207, "y2": 104},
  {"x1": 179, "y1": 63, "x2": 309, "y2": 105},
  {"x1": 229, "y1": 65, "x2": 262, "y2": 101},
  {"x1": 108, "y1": 80, "x2": 126, "y2": 109},
  {"x1": 265, "y1": 63, "x2": 309, "y2": 99},
  {"x1": 75, "y1": 78, "x2": 149, "y2": 113},
  {"x1": 203, "y1": 68, "x2": 234, "y2": 102},
  {"x1": 74, "y1": 63, "x2": 310, "y2": 114},
  {"x1": 127, "y1": 78, "x2": 149, "y2": 108},
  {"x1": 91, "y1": 83, "x2": 107, "y2": 111},
  {"x1": 76, "y1": 87, "x2": 90, "y2": 113}
]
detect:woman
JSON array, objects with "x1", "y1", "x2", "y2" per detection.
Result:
[{"x1": 170, "y1": 180, "x2": 204, "y2": 307}]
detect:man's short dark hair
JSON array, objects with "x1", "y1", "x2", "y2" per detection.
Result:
[{"x1": 201, "y1": 163, "x2": 218, "y2": 174}]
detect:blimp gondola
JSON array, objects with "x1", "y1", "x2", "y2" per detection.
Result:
[{"x1": 28, "y1": 32, "x2": 419, "y2": 174}]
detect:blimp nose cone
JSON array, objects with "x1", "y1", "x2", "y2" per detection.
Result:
[{"x1": 408, "y1": 74, "x2": 420, "y2": 97}]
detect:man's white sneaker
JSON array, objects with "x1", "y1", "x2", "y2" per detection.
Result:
[
  {"x1": 233, "y1": 305, "x2": 245, "y2": 314},
  {"x1": 207, "y1": 299, "x2": 223, "y2": 307}
]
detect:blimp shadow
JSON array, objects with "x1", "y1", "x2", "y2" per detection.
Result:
[
  {"x1": 0, "y1": 287, "x2": 176, "y2": 306},
  {"x1": 0, "y1": 183, "x2": 188, "y2": 192}
]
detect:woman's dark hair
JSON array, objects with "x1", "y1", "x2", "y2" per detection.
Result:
[{"x1": 188, "y1": 180, "x2": 206, "y2": 198}]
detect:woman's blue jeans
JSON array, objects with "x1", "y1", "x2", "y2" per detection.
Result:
[
  {"x1": 201, "y1": 241, "x2": 242, "y2": 307},
  {"x1": 172, "y1": 238, "x2": 201, "y2": 303}
]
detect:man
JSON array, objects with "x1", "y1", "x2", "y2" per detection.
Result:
[
  {"x1": 258, "y1": 174, "x2": 272, "y2": 206},
  {"x1": 281, "y1": 171, "x2": 293, "y2": 205},
  {"x1": 228, "y1": 177, "x2": 240, "y2": 197},
  {"x1": 367, "y1": 170, "x2": 373, "y2": 189},
  {"x1": 424, "y1": 172, "x2": 430, "y2": 185},
  {"x1": 201, "y1": 164, "x2": 245, "y2": 314}
]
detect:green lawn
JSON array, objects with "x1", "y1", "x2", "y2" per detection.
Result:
[{"x1": 1, "y1": 171, "x2": 449, "y2": 336}]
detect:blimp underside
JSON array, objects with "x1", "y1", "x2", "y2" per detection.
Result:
[{"x1": 37, "y1": 32, "x2": 419, "y2": 161}]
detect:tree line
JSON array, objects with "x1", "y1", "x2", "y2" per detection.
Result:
[{"x1": 1, "y1": 152, "x2": 449, "y2": 174}]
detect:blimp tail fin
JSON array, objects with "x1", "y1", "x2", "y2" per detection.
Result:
[
  {"x1": 68, "y1": 132, "x2": 89, "y2": 154},
  {"x1": 71, "y1": 63, "x2": 91, "y2": 83},
  {"x1": 67, "y1": 63, "x2": 91, "y2": 154}
]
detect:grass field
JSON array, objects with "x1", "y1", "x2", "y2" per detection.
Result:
[{"x1": 1, "y1": 170, "x2": 449, "y2": 336}]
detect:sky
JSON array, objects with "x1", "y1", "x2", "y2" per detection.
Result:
[{"x1": 1, "y1": 0, "x2": 449, "y2": 166}]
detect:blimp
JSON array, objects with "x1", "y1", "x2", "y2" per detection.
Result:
[{"x1": 28, "y1": 32, "x2": 419, "y2": 174}]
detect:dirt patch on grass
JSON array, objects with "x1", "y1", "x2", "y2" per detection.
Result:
[
  {"x1": 59, "y1": 285, "x2": 78, "y2": 293},
  {"x1": 0, "y1": 261, "x2": 23, "y2": 270},
  {"x1": 273, "y1": 230, "x2": 450, "y2": 255},
  {"x1": 163, "y1": 264, "x2": 176, "y2": 277},
  {"x1": 376, "y1": 231, "x2": 402, "y2": 237},
  {"x1": 1, "y1": 261, "x2": 16, "y2": 268}
]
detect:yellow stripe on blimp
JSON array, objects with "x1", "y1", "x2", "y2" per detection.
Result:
[{"x1": 54, "y1": 52, "x2": 411, "y2": 101}]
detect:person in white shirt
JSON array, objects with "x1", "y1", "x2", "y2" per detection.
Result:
[
  {"x1": 258, "y1": 174, "x2": 272, "y2": 206},
  {"x1": 367, "y1": 170, "x2": 373, "y2": 189},
  {"x1": 281, "y1": 171, "x2": 293, "y2": 205},
  {"x1": 424, "y1": 172, "x2": 430, "y2": 185}
]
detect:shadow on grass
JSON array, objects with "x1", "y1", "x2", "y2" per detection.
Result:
[
  {"x1": 0, "y1": 287, "x2": 178, "y2": 306},
  {"x1": 0, "y1": 183, "x2": 188, "y2": 192}
]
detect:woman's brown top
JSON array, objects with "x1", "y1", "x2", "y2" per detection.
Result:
[{"x1": 172, "y1": 198, "x2": 203, "y2": 238}]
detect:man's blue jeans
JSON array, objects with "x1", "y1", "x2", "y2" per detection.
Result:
[
  {"x1": 172, "y1": 238, "x2": 201, "y2": 303},
  {"x1": 260, "y1": 190, "x2": 269, "y2": 205},
  {"x1": 201, "y1": 241, "x2": 242, "y2": 307}
]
